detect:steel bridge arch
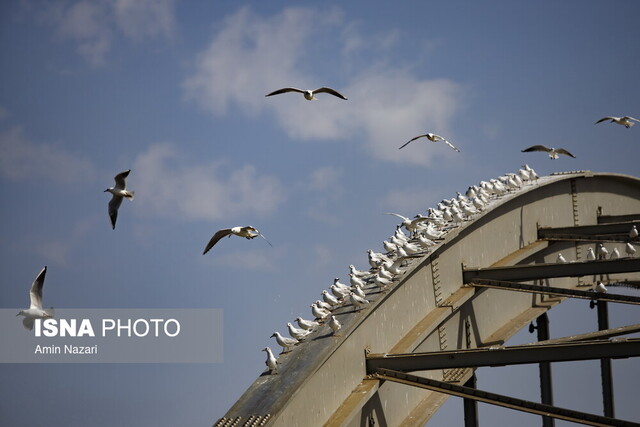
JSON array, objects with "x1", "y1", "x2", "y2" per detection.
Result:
[{"x1": 216, "y1": 171, "x2": 640, "y2": 427}]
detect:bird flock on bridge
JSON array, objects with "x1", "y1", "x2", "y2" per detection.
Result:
[{"x1": 13, "y1": 83, "x2": 639, "y2": 380}]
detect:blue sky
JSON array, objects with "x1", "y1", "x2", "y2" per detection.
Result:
[{"x1": 1, "y1": 1, "x2": 639, "y2": 425}]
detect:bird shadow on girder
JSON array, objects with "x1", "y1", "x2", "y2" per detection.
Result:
[{"x1": 359, "y1": 390, "x2": 389, "y2": 427}]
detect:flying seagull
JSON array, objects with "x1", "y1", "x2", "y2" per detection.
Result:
[
  {"x1": 595, "y1": 116, "x2": 639, "y2": 128},
  {"x1": 104, "y1": 169, "x2": 135, "y2": 229},
  {"x1": 521, "y1": 145, "x2": 576, "y2": 159},
  {"x1": 203, "y1": 226, "x2": 272, "y2": 254},
  {"x1": 17, "y1": 266, "x2": 54, "y2": 330},
  {"x1": 399, "y1": 133, "x2": 460, "y2": 152},
  {"x1": 265, "y1": 87, "x2": 347, "y2": 101}
]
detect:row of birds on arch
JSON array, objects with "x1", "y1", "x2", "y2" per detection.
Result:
[{"x1": 261, "y1": 163, "x2": 564, "y2": 374}]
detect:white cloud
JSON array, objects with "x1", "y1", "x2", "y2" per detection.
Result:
[
  {"x1": 114, "y1": 0, "x2": 175, "y2": 41},
  {"x1": 184, "y1": 6, "x2": 463, "y2": 166},
  {"x1": 30, "y1": 0, "x2": 176, "y2": 66},
  {"x1": 307, "y1": 166, "x2": 343, "y2": 192},
  {"x1": 0, "y1": 126, "x2": 96, "y2": 183},
  {"x1": 132, "y1": 143, "x2": 286, "y2": 221}
]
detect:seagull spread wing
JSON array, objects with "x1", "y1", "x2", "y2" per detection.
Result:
[
  {"x1": 385, "y1": 212, "x2": 410, "y2": 222},
  {"x1": 595, "y1": 117, "x2": 614, "y2": 124},
  {"x1": 399, "y1": 134, "x2": 427, "y2": 149},
  {"x1": 624, "y1": 116, "x2": 640, "y2": 122},
  {"x1": 203, "y1": 228, "x2": 233, "y2": 254},
  {"x1": 114, "y1": 170, "x2": 130, "y2": 189},
  {"x1": 555, "y1": 148, "x2": 576, "y2": 158},
  {"x1": 29, "y1": 266, "x2": 47, "y2": 310},
  {"x1": 108, "y1": 195, "x2": 124, "y2": 230},
  {"x1": 312, "y1": 87, "x2": 348, "y2": 100},
  {"x1": 440, "y1": 138, "x2": 461, "y2": 152},
  {"x1": 258, "y1": 232, "x2": 273, "y2": 247},
  {"x1": 265, "y1": 88, "x2": 305, "y2": 97},
  {"x1": 522, "y1": 145, "x2": 551, "y2": 153}
]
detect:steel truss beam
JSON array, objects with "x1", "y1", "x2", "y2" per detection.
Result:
[
  {"x1": 598, "y1": 214, "x2": 640, "y2": 224},
  {"x1": 365, "y1": 339, "x2": 640, "y2": 372},
  {"x1": 371, "y1": 369, "x2": 640, "y2": 427},
  {"x1": 467, "y1": 280, "x2": 640, "y2": 305},
  {"x1": 462, "y1": 258, "x2": 640, "y2": 283},
  {"x1": 538, "y1": 221, "x2": 640, "y2": 242}
]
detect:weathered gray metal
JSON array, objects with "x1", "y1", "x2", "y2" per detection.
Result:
[{"x1": 215, "y1": 172, "x2": 640, "y2": 427}]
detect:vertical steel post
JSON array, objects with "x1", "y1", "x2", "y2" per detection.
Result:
[
  {"x1": 536, "y1": 313, "x2": 555, "y2": 427},
  {"x1": 463, "y1": 373, "x2": 478, "y2": 427},
  {"x1": 596, "y1": 301, "x2": 615, "y2": 418}
]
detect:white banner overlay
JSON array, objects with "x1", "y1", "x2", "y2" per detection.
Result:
[{"x1": 0, "y1": 309, "x2": 223, "y2": 363}]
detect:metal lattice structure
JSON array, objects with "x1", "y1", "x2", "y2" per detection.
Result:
[{"x1": 215, "y1": 171, "x2": 640, "y2": 427}]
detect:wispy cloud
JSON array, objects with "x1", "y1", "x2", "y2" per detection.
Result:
[
  {"x1": 0, "y1": 126, "x2": 96, "y2": 183},
  {"x1": 28, "y1": 0, "x2": 176, "y2": 66},
  {"x1": 132, "y1": 143, "x2": 286, "y2": 221},
  {"x1": 183, "y1": 6, "x2": 463, "y2": 166}
]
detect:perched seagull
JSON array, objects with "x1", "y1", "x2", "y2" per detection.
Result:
[
  {"x1": 203, "y1": 226, "x2": 272, "y2": 254},
  {"x1": 630, "y1": 225, "x2": 638, "y2": 239},
  {"x1": 595, "y1": 116, "x2": 639, "y2": 128},
  {"x1": 333, "y1": 278, "x2": 352, "y2": 293},
  {"x1": 353, "y1": 284, "x2": 367, "y2": 299},
  {"x1": 373, "y1": 275, "x2": 392, "y2": 289},
  {"x1": 523, "y1": 164, "x2": 539, "y2": 181},
  {"x1": 383, "y1": 240, "x2": 397, "y2": 253},
  {"x1": 626, "y1": 242, "x2": 637, "y2": 257},
  {"x1": 311, "y1": 303, "x2": 331, "y2": 321},
  {"x1": 350, "y1": 292, "x2": 370, "y2": 311},
  {"x1": 296, "y1": 317, "x2": 320, "y2": 331},
  {"x1": 594, "y1": 281, "x2": 608, "y2": 294},
  {"x1": 586, "y1": 247, "x2": 596, "y2": 261},
  {"x1": 271, "y1": 332, "x2": 298, "y2": 353},
  {"x1": 331, "y1": 284, "x2": 350, "y2": 301},
  {"x1": 265, "y1": 87, "x2": 347, "y2": 100},
  {"x1": 349, "y1": 264, "x2": 370, "y2": 278},
  {"x1": 17, "y1": 266, "x2": 54, "y2": 330},
  {"x1": 556, "y1": 253, "x2": 567, "y2": 263},
  {"x1": 315, "y1": 299, "x2": 332, "y2": 311},
  {"x1": 597, "y1": 243, "x2": 609, "y2": 260},
  {"x1": 399, "y1": 133, "x2": 460, "y2": 152},
  {"x1": 287, "y1": 322, "x2": 311, "y2": 340},
  {"x1": 104, "y1": 169, "x2": 135, "y2": 230},
  {"x1": 610, "y1": 247, "x2": 621, "y2": 259},
  {"x1": 262, "y1": 347, "x2": 278, "y2": 374},
  {"x1": 322, "y1": 290, "x2": 341, "y2": 307},
  {"x1": 521, "y1": 145, "x2": 576, "y2": 159},
  {"x1": 349, "y1": 273, "x2": 367, "y2": 289},
  {"x1": 329, "y1": 315, "x2": 341, "y2": 335}
]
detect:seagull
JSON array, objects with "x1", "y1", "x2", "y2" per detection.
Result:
[
  {"x1": 556, "y1": 253, "x2": 567, "y2": 263},
  {"x1": 523, "y1": 164, "x2": 539, "y2": 181},
  {"x1": 349, "y1": 292, "x2": 370, "y2": 311},
  {"x1": 311, "y1": 303, "x2": 331, "y2": 321},
  {"x1": 399, "y1": 133, "x2": 460, "y2": 152},
  {"x1": 203, "y1": 226, "x2": 272, "y2": 254},
  {"x1": 595, "y1": 116, "x2": 639, "y2": 128},
  {"x1": 271, "y1": 332, "x2": 298, "y2": 353},
  {"x1": 383, "y1": 240, "x2": 397, "y2": 253},
  {"x1": 262, "y1": 347, "x2": 278, "y2": 374},
  {"x1": 17, "y1": 266, "x2": 54, "y2": 330},
  {"x1": 322, "y1": 290, "x2": 341, "y2": 307},
  {"x1": 521, "y1": 145, "x2": 576, "y2": 159},
  {"x1": 353, "y1": 284, "x2": 367, "y2": 299},
  {"x1": 287, "y1": 322, "x2": 311, "y2": 340},
  {"x1": 626, "y1": 242, "x2": 637, "y2": 257},
  {"x1": 385, "y1": 213, "x2": 432, "y2": 235},
  {"x1": 349, "y1": 264, "x2": 370, "y2": 278},
  {"x1": 104, "y1": 169, "x2": 135, "y2": 229},
  {"x1": 594, "y1": 281, "x2": 607, "y2": 294},
  {"x1": 586, "y1": 247, "x2": 596, "y2": 261},
  {"x1": 295, "y1": 317, "x2": 320, "y2": 331},
  {"x1": 328, "y1": 316, "x2": 341, "y2": 335},
  {"x1": 315, "y1": 299, "x2": 332, "y2": 311},
  {"x1": 597, "y1": 243, "x2": 609, "y2": 260},
  {"x1": 333, "y1": 278, "x2": 352, "y2": 293},
  {"x1": 630, "y1": 225, "x2": 638, "y2": 239},
  {"x1": 610, "y1": 247, "x2": 620, "y2": 259},
  {"x1": 331, "y1": 284, "x2": 350, "y2": 301},
  {"x1": 349, "y1": 273, "x2": 367, "y2": 289},
  {"x1": 265, "y1": 87, "x2": 347, "y2": 101}
]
